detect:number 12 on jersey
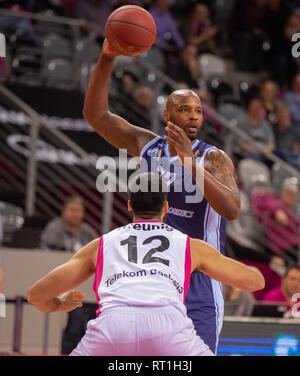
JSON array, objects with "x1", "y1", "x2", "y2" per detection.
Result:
[{"x1": 120, "y1": 235, "x2": 170, "y2": 266}]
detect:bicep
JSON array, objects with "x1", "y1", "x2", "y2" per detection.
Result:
[{"x1": 87, "y1": 111, "x2": 157, "y2": 157}]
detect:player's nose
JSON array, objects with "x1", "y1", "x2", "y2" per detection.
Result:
[{"x1": 189, "y1": 110, "x2": 200, "y2": 120}]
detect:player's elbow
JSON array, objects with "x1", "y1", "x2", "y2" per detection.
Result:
[
  {"x1": 224, "y1": 205, "x2": 240, "y2": 221},
  {"x1": 26, "y1": 287, "x2": 43, "y2": 305},
  {"x1": 83, "y1": 106, "x2": 108, "y2": 125}
]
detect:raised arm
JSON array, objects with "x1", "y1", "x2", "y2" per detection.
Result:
[
  {"x1": 26, "y1": 238, "x2": 99, "y2": 312},
  {"x1": 83, "y1": 40, "x2": 157, "y2": 157},
  {"x1": 190, "y1": 238, "x2": 265, "y2": 292}
]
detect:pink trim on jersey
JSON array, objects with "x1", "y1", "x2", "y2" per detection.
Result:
[
  {"x1": 183, "y1": 236, "x2": 192, "y2": 302},
  {"x1": 133, "y1": 220, "x2": 161, "y2": 223},
  {"x1": 93, "y1": 236, "x2": 104, "y2": 317}
]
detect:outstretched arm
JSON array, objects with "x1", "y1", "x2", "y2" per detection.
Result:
[
  {"x1": 26, "y1": 239, "x2": 99, "y2": 312},
  {"x1": 164, "y1": 121, "x2": 240, "y2": 220},
  {"x1": 83, "y1": 40, "x2": 156, "y2": 157},
  {"x1": 190, "y1": 238, "x2": 265, "y2": 292}
]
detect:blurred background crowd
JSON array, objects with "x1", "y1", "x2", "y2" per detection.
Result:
[{"x1": 0, "y1": 0, "x2": 300, "y2": 354}]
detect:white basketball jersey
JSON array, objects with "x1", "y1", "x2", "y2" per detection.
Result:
[{"x1": 93, "y1": 221, "x2": 191, "y2": 316}]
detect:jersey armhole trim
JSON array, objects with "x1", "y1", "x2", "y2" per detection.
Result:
[
  {"x1": 197, "y1": 146, "x2": 217, "y2": 167},
  {"x1": 93, "y1": 236, "x2": 104, "y2": 316},
  {"x1": 139, "y1": 135, "x2": 162, "y2": 160},
  {"x1": 183, "y1": 235, "x2": 192, "y2": 303}
]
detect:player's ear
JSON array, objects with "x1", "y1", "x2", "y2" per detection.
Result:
[
  {"x1": 163, "y1": 109, "x2": 169, "y2": 123},
  {"x1": 162, "y1": 201, "x2": 168, "y2": 217}
]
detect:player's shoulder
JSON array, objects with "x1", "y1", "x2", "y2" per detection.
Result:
[
  {"x1": 102, "y1": 223, "x2": 132, "y2": 240},
  {"x1": 204, "y1": 147, "x2": 230, "y2": 161},
  {"x1": 140, "y1": 135, "x2": 165, "y2": 157},
  {"x1": 203, "y1": 147, "x2": 234, "y2": 171}
]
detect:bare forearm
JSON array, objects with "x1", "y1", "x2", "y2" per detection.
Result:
[
  {"x1": 194, "y1": 241, "x2": 265, "y2": 292},
  {"x1": 83, "y1": 53, "x2": 114, "y2": 124},
  {"x1": 33, "y1": 297, "x2": 61, "y2": 313},
  {"x1": 202, "y1": 253, "x2": 265, "y2": 292}
]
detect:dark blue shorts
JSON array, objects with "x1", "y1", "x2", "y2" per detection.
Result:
[{"x1": 185, "y1": 271, "x2": 224, "y2": 354}]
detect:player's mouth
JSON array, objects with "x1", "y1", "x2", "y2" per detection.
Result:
[{"x1": 186, "y1": 124, "x2": 199, "y2": 132}]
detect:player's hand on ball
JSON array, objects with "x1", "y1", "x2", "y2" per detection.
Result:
[
  {"x1": 102, "y1": 39, "x2": 121, "y2": 59},
  {"x1": 55, "y1": 290, "x2": 86, "y2": 312},
  {"x1": 164, "y1": 122, "x2": 194, "y2": 166}
]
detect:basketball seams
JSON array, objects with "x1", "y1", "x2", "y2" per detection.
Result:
[
  {"x1": 107, "y1": 20, "x2": 156, "y2": 36},
  {"x1": 106, "y1": 5, "x2": 156, "y2": 55},
  {"x1": 107, "y1": 24, "x2": 151, "y2": 49}
]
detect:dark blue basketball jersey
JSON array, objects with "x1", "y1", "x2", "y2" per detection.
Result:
[{"x1": 140, "y1": 136, "x2": 225, "y2": 353}]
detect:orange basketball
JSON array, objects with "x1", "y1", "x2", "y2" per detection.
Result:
[{"x1": 105, "y1": 5, "x2": 157, "y2": 57}]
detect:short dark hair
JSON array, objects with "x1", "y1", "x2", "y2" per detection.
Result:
[
  {"x1": 246, "y1": 95, "x2": 262, "y2": 109},
  {"x1": 62, "y1": 195, "x2": 85, "y2": 209},
  {"x1": 128, "y1": 172, "x2": 168, "y2": 218},
  {"x1": 284, "y1": 264, "x2": 300, "y2": 278}
]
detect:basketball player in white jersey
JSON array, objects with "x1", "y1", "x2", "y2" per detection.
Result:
[{"x1": 27, "y1": 173, "x2": 264, "y2": 356}]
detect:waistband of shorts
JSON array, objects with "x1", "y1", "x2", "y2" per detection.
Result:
[{"x1": 100, "y1": 305, "x2": 181, "y2": 316}]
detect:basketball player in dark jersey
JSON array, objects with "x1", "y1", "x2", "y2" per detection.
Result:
[{"x1": 82, "y1": 39, "x2": 241, "y2": 353}]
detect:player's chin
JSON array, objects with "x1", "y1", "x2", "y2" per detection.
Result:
[
  {"x1": 186, "y1": 130, "x2": 199, "y2": 141},
  {"x1": 184, "y1": 125, "x2": 201, "y2": 140}
]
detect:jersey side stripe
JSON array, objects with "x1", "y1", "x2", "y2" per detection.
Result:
[
  {"x1": 93, "y1": 236, "x2": 104, "y2": 317},
  {"x1": 183, "y1": 235, "x2": 191, "y2": 302}
]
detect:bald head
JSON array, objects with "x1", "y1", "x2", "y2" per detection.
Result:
[
  {"x1": 164, "y1": 89, "x2": 203, "y2": 141},
  {"x1": 166, "y1": 89, "x2": 201, "y2": 111}
]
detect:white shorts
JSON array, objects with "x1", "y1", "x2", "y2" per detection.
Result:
[{"x1": 70, "y1": 306, "x2": 214, "y2": 356}]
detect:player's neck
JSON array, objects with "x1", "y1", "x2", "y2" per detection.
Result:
[{"x1": 133, "y1": 216, "x2": 162, "y2": 223}]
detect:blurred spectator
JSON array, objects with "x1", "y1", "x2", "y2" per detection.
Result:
[
  {"x1": 259, "y1": 79, "x2": 280, "y2": 126},
  {"x1": 118, "y1": 70, "x2": 138, "y2": 100},
  {"x1": 31, "y1": 0, "x2": 65, "y2": 15},
  {"x1": 119, "y1": 85, "x2": 155, "y2": 130},
  {"x1": 73, "y1": 0, "x2": 116, "y2": 37},
  {"x1": 149, "y1": 0, "x2": 185, "y2": 53},
  {"x1": 284, "y1": 73, "x2": 300, "y2": 135},
  {"x1": 223, "y1": 284, "x2": 255, "y2": 316},
  {"x1": 238, "y1": 96, "x2": 276, "y2": 162},
  {"x1": 263, "y1": 264, "x2": 300, "y2": 317},
  {"x1": 112, "y1": 0, "x2": 140, "y2": 9},
  {"x1": 180, "y1": 2, "x2": 219, "y2": 54},
  {"x1": 40, "y1": 195, "x2": 97, "y2": 252},
  {"x1": 168, "y1": 44, "x2": 201, "y2": 89},
  {"x1": 274, "y1": 103, "x2": 300, "y2": 169},
  {"x1": 252, "y1": 177, "x2": 300, "y2": 262},
  {"x1": 229, "y1": 0, "x2": 268, "y2": 72},
  {"x1": 0, "y1": 4, "x2": 40, "y2": 46}
]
